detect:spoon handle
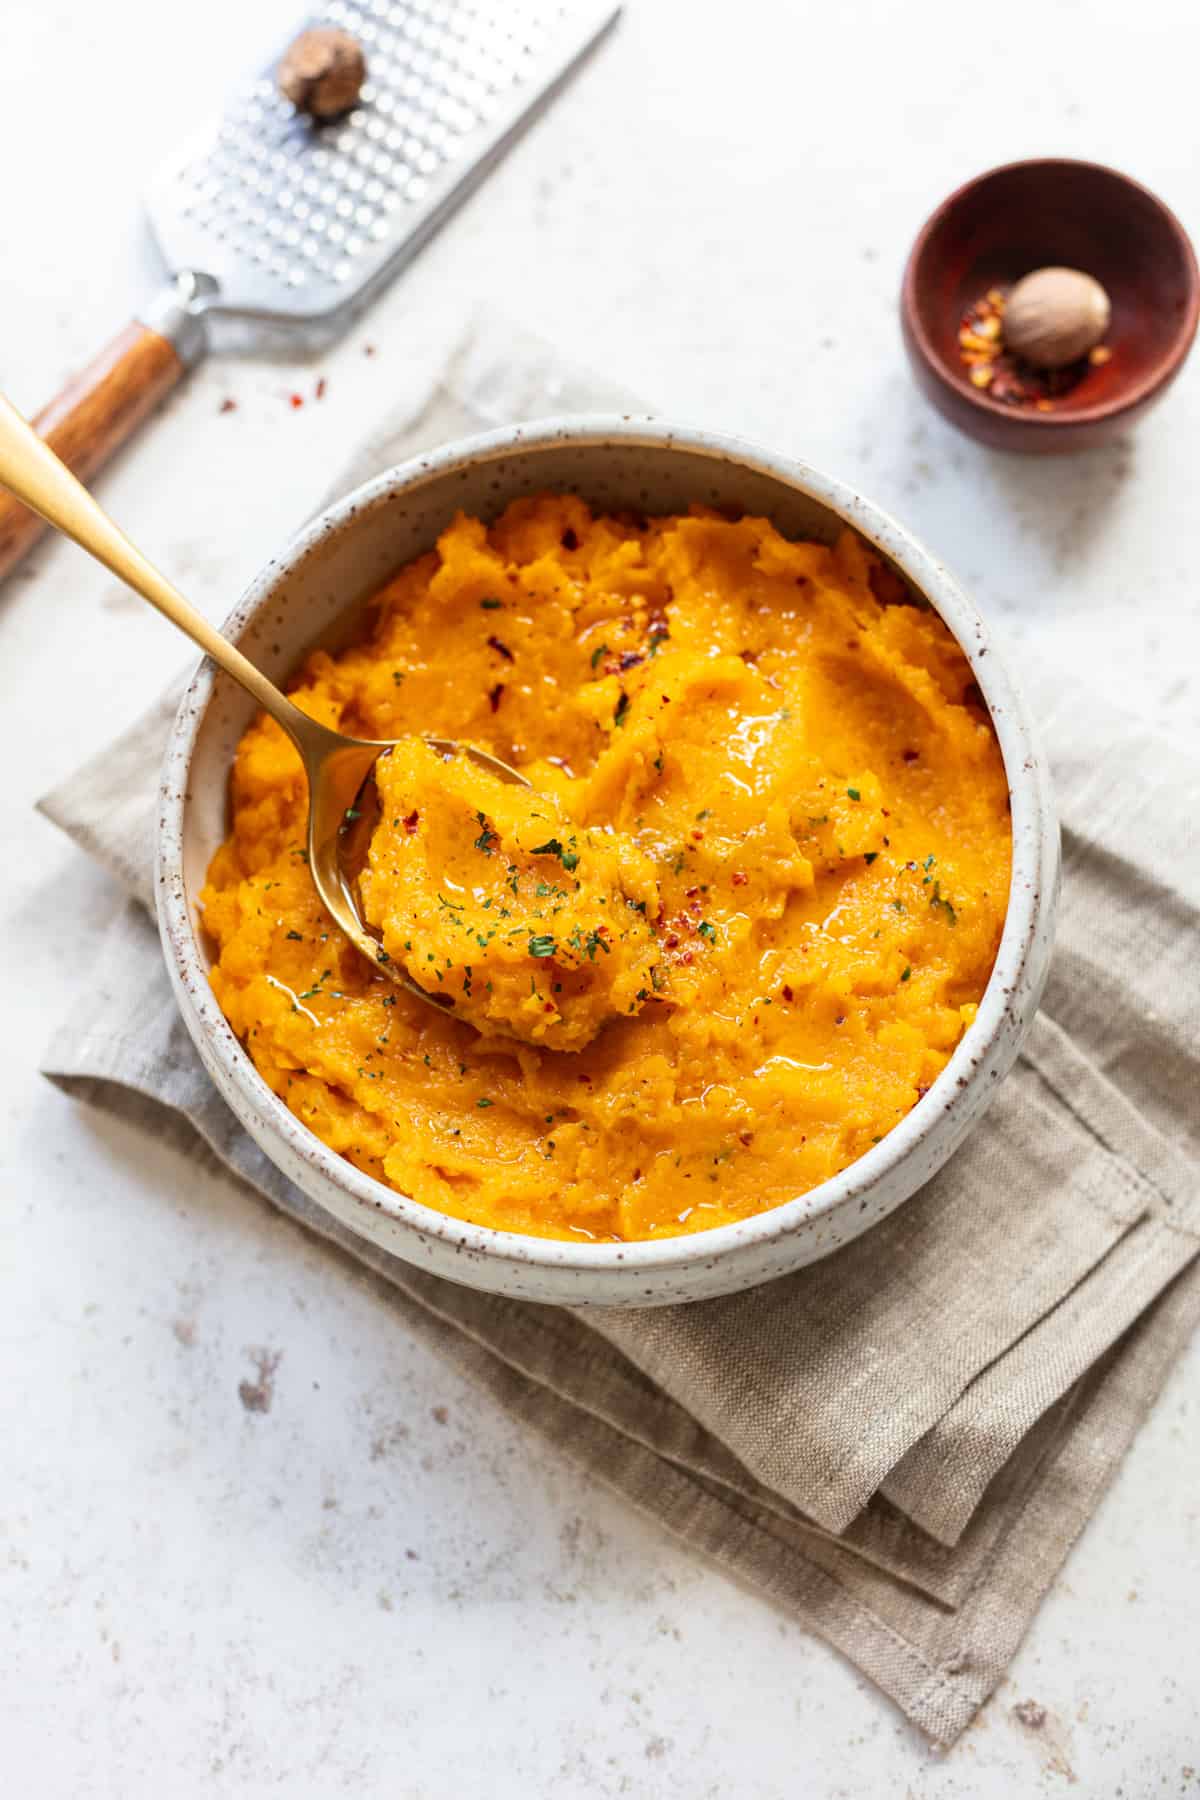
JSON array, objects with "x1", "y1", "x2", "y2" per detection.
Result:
[{"x1": 0, "y1": 390, "x2": 310, "y2": 740}]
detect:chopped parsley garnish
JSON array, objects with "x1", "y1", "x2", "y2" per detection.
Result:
[
  {"x1": 863, "y1": 852, "x2": 878, "y2": 866},
  {"x1": 901, "y1": 965, "x2": 911, "y2": 982},
  {"x1": 476, "y1": 1097, "x2": 493, "y2": 1107},
  {"x1": 286, "y1": 930, "x2": 303, "y2": 941},
  {"x1": 528, "y1": 933, "x2": 556, "y2": 958},
  {"x1": 698, "y1": 920, "x2": 717, "y2": 943},
  {"x1": 929, "y1": 880, "x2": 958, "y2": 927},
  {"x1": 391, "y1": 670, "x2": 405, "y2": 686},
  {"x1": 590, "y1": 643, "x2": 609, "y2": 670},
  {"x1": 479, "y1": 597, "x2": 502, "y2": 610},
  {"x1": 613, "y1": 691, "x2": 630, "y2": 728},
  {"x1": 473, "y1": 812, "x2": 499, "y2": 855},
  {"x1": 344, "y1": 807, "x2": 361, "y2": 822},
  {"x1": 847, "y1": 787, "x2": 861, "y2": 802},
  {"x1": 531, "y1": 837, "x2": 579, "y2": 872}
]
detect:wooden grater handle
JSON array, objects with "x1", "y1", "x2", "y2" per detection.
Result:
[{"x1": 0, "y1": 322, "x2": 187, "y2": 584}]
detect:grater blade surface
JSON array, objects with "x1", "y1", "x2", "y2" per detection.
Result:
[{"x1": 146, "y1": 0, "x2": 618, "y2": 330}]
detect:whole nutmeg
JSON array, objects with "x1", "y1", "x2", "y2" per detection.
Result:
[
  {"x1": 278, "y1": 27, "x2": 367, "y2": 120},
  {"x1": 1002, "y1": 267, "x2": 1111, "y2": 370}
]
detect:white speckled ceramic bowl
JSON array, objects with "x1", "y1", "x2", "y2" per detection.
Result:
[{"x1": 157, "y1": 419, "x2": 1059, "y2": 1307}]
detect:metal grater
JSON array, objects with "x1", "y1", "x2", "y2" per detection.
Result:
[{"x1": 141, "y1": 0, "x2": 619, "y2": 360}]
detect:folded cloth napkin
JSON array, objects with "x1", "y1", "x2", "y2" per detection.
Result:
[{"x1": 39, "y1": 314, "x2": 1200, "y2": 1745}]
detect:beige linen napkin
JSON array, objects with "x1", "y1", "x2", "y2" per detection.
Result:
[{"x1": 39, "y1": 316, "x2": 1200, "y2": 1745}]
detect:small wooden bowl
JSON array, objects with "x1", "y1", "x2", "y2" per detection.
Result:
[{"x1": 902, "y1": 159, "x2": 1200, "y2": 453}]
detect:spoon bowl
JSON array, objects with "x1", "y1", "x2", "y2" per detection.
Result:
[
  {"x1": 0, "y1": 391, "x2": 530, "y2": 1018},
  {"x1": 315, "y1": 732, "x2": 531, "y2": 1013}
]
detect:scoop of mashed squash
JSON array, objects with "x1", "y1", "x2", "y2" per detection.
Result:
[
  {"x1": 359, "y1": 741, "x2": 662, "y2": 1049},
  {"x1": 201, "y1": 496, "x2": 1012, "y2": 1243}
]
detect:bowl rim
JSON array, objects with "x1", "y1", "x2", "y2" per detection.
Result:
[
  {"x1": 158, "y1": 415, "x2": 1051, "y2": 1277},
  {"x1": 901, "y1": 155, "x2": 1200, "y2": 431}
]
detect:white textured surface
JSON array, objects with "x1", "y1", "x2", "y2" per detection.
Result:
[{"x1": 1, "y1": 0, "x2": 1198, "y2": 1792}]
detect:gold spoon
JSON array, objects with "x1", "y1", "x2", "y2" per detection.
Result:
[{"x1": 0, "y1": 391, "x2": 530, "y2": 1012}]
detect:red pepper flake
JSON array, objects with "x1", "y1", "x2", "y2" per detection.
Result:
[
  {"x1": 289, "y1": 392, "x2": 304, "y2": 409},
  {"x1": 315, "y1": 377, "x2": 327, "y2": 400},
  {"x1": 902, "y1": 748, "x2": 919, "y2": 763},
  {"x1": 544, "y1": 1001, "x2": 556, "y2": 1013},
  {"x1": 780, "y1": 984, "x2": 795, "y2": 1002},
  {"x1": 680, "y1": 951, "x2": 695, "y2": 966},
  {"x1": 617, "y1": 650, "x2": 644, "y2": 672},
  {"x1": 561, "y1": 527, "x2": 579, "y2": 551},
  {"x1": 402, "y1": 809, "x2": 420, "y2": 834},
  {"x1": 738, "y1": 1131, "x2": 753, "y2": 1148},
  {"x1": 690, "y1": 829, "x2": 704, "y2": 841},
  {"x1": 487, "y1": 634, "x2": 514, "y2": 662},
  {"x1": 218, "y1": 397, "x2": 238, "y2": 414},
  {"x1": 488, "y1": 682, "x2": 504, "y2": 713},
  {"x1": 664, "y1": 933, "x2": 680, "y2": 949},
  {"x1": 731, "y1": 870, "x2": 748, "y2": 887}
]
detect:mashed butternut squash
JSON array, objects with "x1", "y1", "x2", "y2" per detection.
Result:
[
  {"x1": 359, "y1": 742, "x2": 662, "y2": 1049},
  {"x1": 202, "y1": 496, "x2": 1011, "y2": 1241}
]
